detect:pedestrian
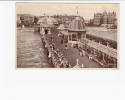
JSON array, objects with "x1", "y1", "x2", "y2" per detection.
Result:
[
  {"x1": 82, "y1": 50, "x2": 86, "y2": 56},
  {"x1": 48, "y1": 52, "x2": 52, "y2": 64},
  {"x1": 81, "y1": 64, "x2": 85, "y2": 68},
  {"x1": 89, "y1": 55, "x2": 93, "y2": 60},
  {"x1": 51, "y1": 35, "x2": 53, "y2": 42},
  {"x1": 61, "y1": 39, "x2": 63, "y2": 44},
  {"x1": 65, "y1": 44, "x2": 68, "y2": 49}
]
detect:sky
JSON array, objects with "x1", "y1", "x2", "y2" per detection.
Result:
[{"x1": 16, "y1": 3, "x2": 119, "y2": 20}]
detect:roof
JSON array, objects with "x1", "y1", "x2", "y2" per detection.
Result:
[
  {"x1": 86, "y1": 27, "x2": 117, "y2": 42},
  {"x1": 68, "y1": 17, "x2": 86, "y2": 32},
  {"x1": 38, "y1": 16, "x2": 56, "y2": 27}
]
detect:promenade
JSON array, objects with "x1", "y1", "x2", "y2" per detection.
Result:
[{"x1": 45, "y1": 28, "x2": 101, "y2": 68}]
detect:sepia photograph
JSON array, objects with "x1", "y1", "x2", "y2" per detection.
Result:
[
  {"x1": 16, "y1": 3, "x2": 119, "y2": 69},
  {"x1": 1, "y1": 2, "x2": 125, "y2": 100}
]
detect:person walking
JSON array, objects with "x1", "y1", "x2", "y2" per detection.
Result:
[{"x1": 65, "y1": 44, "x2": 68, "y2": 49}]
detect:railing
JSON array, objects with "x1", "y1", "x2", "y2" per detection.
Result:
[
  {"x1": 41, "y1": 34, "x2": 71, "y2": 68},
  {"x1": 81, "y1": 39, "x2": 117, "y2": 59}
]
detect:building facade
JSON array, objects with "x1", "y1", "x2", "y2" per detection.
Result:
[
  {"x1": 92, "y1": 11, "x2": 117, "y2": 28},
  {"x1": 17, "y1": 14, "x2": 35, "y2": 27},
  {"x1": 93, "y1": 13, "x2": 103, "y2": 26}
]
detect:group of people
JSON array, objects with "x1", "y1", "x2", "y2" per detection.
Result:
[{"x1": 41, "y1": 34, "x2": 71, "y2": 68}]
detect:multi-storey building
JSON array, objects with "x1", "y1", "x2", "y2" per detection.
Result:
[
  {"x1": 17, "y1": 14, "x2": 35, "y2": 27},
  {"x1": 93, "y1": 11, "x2": 117, "y2": 28},
  {"x1": 93, "y1": 13, "x2": 103, "y2": 26},
  {"x1": 107, "y1": 12, "x2": 116, "y2": 24},
  {"x1": 102, "y1": 11, "x2": 108, "y2": 25}
]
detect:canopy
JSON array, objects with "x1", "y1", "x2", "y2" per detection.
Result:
[{"x1": 68, "y1": 17, "x2": 86, "y2": 32}]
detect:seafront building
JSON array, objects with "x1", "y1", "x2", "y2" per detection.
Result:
[
  {"x1": 93, "y1": 11, "x2": 117, "y2": 28},
  {"x1": 17, "y1": 14, "x2": 35, "y2": 27},
  {"x1": 93, "y1": 13, "x2": 103, "y2": 26}
]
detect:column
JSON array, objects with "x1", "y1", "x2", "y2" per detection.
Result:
[
  {"x1": 68, "y1": 35, "x2": 69, "y2": 43},
  {"x1": 71, "y1": 34, "x2": 72, "y2": 41},
  {"x1": 102, "y1": 52, "x2": 105, "y2": 64},
  {"x1": 113, "y1": 58, "x2": 116, "y2": 67},
  {"x1": 84, "y1": 34, "x2": 86, "y2": 39},
  {"x1": 48, "y1": 28, "x2": 51, "y2": 35},
  {"x1": 40, "y1": 27, "x2": 42, "y2": 34}
]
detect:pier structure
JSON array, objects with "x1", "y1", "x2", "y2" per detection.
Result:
[{"x1": 37, "y1": 14, "x2": 117, "y2": 68}]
